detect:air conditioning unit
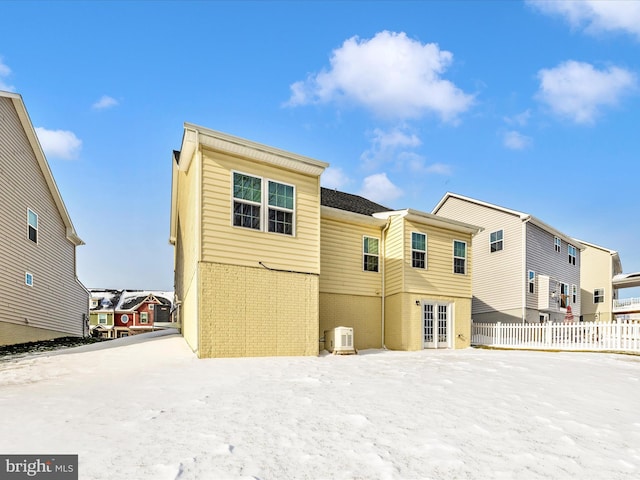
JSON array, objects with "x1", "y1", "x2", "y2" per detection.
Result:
[{"x1": 324, "y1": 326, "x2": 356, "y2": 355}]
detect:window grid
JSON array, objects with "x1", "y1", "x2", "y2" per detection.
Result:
[
  {"x1": 98, "y1": 313, "x2": 107, "y2": 325},
  {"x1": 572, "y1": 284, "x2": 577, "y2": 304},
  {"x1": 25, "y1": 272, "x2": 33, "y2": 287},
  {"x1": 140, "y1": 312, "x2": 149, "y2": 324},
  {"x1": 554, "y1": 236, "x2": 561, "y2": 253},
  {"x1": 490, "y1": 230, "x2": 503, "y2": 252},
  {"x1": 453, "y1": 240, "x2": 467, "y2": 275},
  {"x1": 233, "y1": 172, "x2": 262, "y2": 230},
  {"x1": 568, "y1": 244, "x2": 577, "y2": 265},
  {"x1": 267, "y1": 181, "x2": 294, "y2": 235},
  {"x1": 411, "y1": 232, "x2": 427, "y2": 269},
  {"x1": 363, "y1": 236, "x2": 379, "y2": 272},
  {"x1": 594, "y1": 288, "x2": 605, "y2": 304}
]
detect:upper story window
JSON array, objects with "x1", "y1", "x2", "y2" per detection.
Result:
[
  {"x1": 233, "y1": 172, "x2": 262, "y2": 230},
  {"x1": 27, "y1": 208, "x2": 38, "y2": 243},
  {"x1": 140, "y1": 312, "x2": 149, "y2": 324},
  {"x1": 490, "y1": 230, "x2": 503, "y2": 252},
  {"x1": 453, "y1": 240, "x2": 467, "y2": 275},
  {"x1": 363, "y1": 236, "x2": 379, "y2": 272},
  {"x1": 594, "y1": 288, "x2": 605, "y2": 304},
  {"x1": 98, "y1": 313, "x2": 108, "y2": 324},
  {"x1": 267, "y1": 181, "x2": 294, "y2": 235},
  {"x1": 568, "y1": 244, "x2": 577, "y2": 265},
  {"x1": 121, "y1": 314, "x2": 129, "y2": 324},
  {"x1": 25, "y1": 272, "x2": 34, "y2": 287},
  {"x1": 90, "y1": 299, "x2": 99, "y2": 308},
  {"x1": 528, "y1": 271, "x2": 535, "y2": 294},
  {"x1": 572, "y1": 284, "x2": 578, "y2": 304},
  {"x1": 411, "y1": 232, "x2": 427, "y2": 269},
  {"x1": 554, "y1": 236, "x2": 561, "y2": 253},
  {"x1": 232, "y1": 172, "x2": 295, "y2": 236}
]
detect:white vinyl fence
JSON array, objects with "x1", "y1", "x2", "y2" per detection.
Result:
[{"x1": 471, "y1": 320, "x2": 640, "y2": 353}]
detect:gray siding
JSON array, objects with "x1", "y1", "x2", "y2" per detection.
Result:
[
  {"x1": 525, "y1": 222, "x2": 581, "y2": 316},
  {"x1": 0, "y1": 96, "x2": 88, "y2": 340},
  {"x1": 435, "y1": 197, "x2": 523, "y2": 316}
]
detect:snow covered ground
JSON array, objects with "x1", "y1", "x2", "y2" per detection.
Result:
[{"x1": 1, "y1": 332, "x2": 639, "y2": 480}]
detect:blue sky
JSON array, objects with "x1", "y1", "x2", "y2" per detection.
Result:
[{"x1": 1, "y1": 1, "x2": 639, "y2": 293}]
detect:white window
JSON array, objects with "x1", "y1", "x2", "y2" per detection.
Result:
[
  {"x1": 363, "y1": 236, "x2": 379, "y2": 272},
  {"x1": 233, "y1": 172, "x2": 262, "y2": 230},
  {"x1": 140, "y1": 312, "x2": 149, "y2": 324},
  {"x1": 232, "y1": 172, "x2": 295, "y2": 236},
  {"x1": 98, "y1": 313, "x2": 107, "y2": 325},
  {"x1": 572, "y1": 284, "x2": 577, "y2": 304},
  {"x1": 554, "y1": 236, "x2": 561, "y2": 253},
  {"x1": 25, "y1": 272, "x2": 33, "y2": 286},
  {"x1": 490, "y1": 230, "x2": 503, "y2": 252},
  {"x1": 411, "y1": 232, "x2": 427, "y2": 269},
  {"x1": 453, "y1": 240, "x2": 467, "y2": 275},
  {"x1": 267, "y1": 181, "x2": 294, "y2": 235},
  {"x1": 568, "y1": 245, "x2": 577, "y2": 265},
  {"x1": 90, "y1": 299, "x2": 99, "y2": 308},
  {"x1": 121, "y1": 314, "x2": 129, "y2": 324},
  {"x1": 148, "y1": 304, "x2": 154, "y2": 310},
  {"x1": 528, "y1": 271, "x2": 535, "y2": 294},
  {"x1": 27, "y1": 209, "x2": 38, "y2": 243},
  {"x1": 594, "y1": 288, "x2": 605, "y2": 304}
]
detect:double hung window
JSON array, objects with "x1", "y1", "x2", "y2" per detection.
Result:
[
  {"x1": 490, "y1": 230, "x2": 503, "y2": 252},
  {"x1": 28, "y1": 209, "x2": 38, "y2": 243},
  {"x1": 453, "y1": 241, "x2": 467, "y2": 275},
  {"x1": 232, "y1": 172, "x2": 295, "y2": 236},
  {"x1": 363, "y1": 236, "x2": 379, "y2": 272},
  {"x1": 411, "y1": 232, "x2": 427, "y2": 269}
]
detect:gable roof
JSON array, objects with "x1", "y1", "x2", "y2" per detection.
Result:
[
  {"x1": 320, "y1": 188, "x2": 390, "y2": 216},
  {"x1": 1, "y1": 91, "x2": 83, "y2": 246},
  {"x1": 433, "y1": 192, "x2": 584, "y2": 250}
]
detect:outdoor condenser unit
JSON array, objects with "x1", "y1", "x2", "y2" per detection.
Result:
[{"x1": 324, "y1": 326, "x2": 356, "y2": 354}]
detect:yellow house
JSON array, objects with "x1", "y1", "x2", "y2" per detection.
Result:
[
  {"x1": 320, "y1": 190, "x2": 481, "y2": 351},
  {"x1": 170, "y1": 124, "x2": 481, "y2": 358}
]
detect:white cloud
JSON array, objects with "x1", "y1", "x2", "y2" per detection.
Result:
[
  {"x1": 287, "y1": 31, "x2": 474, "y2": 121},
  {"x1": 92, "y1": 95, "x2": 119, "y2": 110},
  {"x1": 406, "y1": 155, "x2": 453, "y2": 175},
  {"x1": 358, "y1": 173, "x2": 403, "y2": 205},
  {"x1": 528, "y1": 0, "x2": 640, "y2": 39},
  {"x1": 0, "y1": 57, "x2": 15, "y2": 92},
  {"x1": 536, "y1": 60, "x2": 637, "y2": 124},
  {"x1": 35, "y1": 127, "x2": 82, "y2": 160},
  {"x1": 321, "y1": 167, "x2": 351, "y2": 190},
  {"x1": 503, "y1": 130, "x2": 533, "y2": 150},
  {"x1": 361, "y1": 127, "x2": 422, "y2": 169},
  {"x1": 504, "y1": 109, "x2": 531, "y2": 127}
]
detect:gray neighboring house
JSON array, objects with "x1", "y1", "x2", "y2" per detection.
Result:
[
  {"x1": 432, "y1": 193, "x2": 584, "y2": 324},
  {"x1": 0, "y1": 91, "x2": 89, "y2": 346}
]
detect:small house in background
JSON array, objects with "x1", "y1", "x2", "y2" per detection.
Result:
[
  {"x1": 0, "y1": 91, "x2": 89, "y2": 346},
  {"x1": 89, "y1": 289, "x2": 174, "y2": 338}
]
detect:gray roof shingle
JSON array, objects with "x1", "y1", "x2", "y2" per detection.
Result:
[{"x1": 321, "y1": 188, "x2": 390, "y2": 216}]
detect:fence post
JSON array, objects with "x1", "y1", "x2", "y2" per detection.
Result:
[
  {"x1": 496, "y1": 322, "x2": 502, "y2": 346},
  {"x1": 545, "y1": 321, "x2": 552, "y2": 346},
  {"x1": 615, "y1": 319, "x2": 621, "y2": 350}
]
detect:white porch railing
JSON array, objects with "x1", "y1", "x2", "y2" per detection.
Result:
[
  {"x1": 471, "y1": 321, "x2": 640, "y2": 353},
  {"x1": 613, "y1": 297, "x2": 640, "y2": 312}
]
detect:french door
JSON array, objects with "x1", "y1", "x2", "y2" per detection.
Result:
[{"x1": 422, "y1": 302, "x2": 451, "y2": 349}]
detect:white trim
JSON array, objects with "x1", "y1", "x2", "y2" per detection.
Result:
[
  {"x1": 568, "y1": 244, "x2": 577, "y2": 265},
  {"x1": 140, "y1": 312, "x2": 149, "y2": 324},
  {"x1": 266, "y1": 177, "x2": 296, "y2": 237},
  {"x1": 410, "y1": 231, "x2": 427, "y2": 269},
  {"x1": 25, "y1": 272, "x2": 33, "y2": 286},
  {"x1": 554, "y1": 236, "x2": 561, "y2": 253},
  {"x1": 528, "y1": 270, "x2": 535, "y2": 294},
  {"x1": 363, "y1": 235, "x2": 380, "y2": 273},
  {"x1": 490, "y1": 229, "x2": 503, "y2": 252},
  {"x1": 121, "y1": 314, "x2": 130, "y2": 324},
  {"x1": 421, "y1": 300, "x2": 453, "y2": 349},
  {"x1": 572, "y1": 284, "x2": 578, "y2": 304},
  {"x1": 27, "y1": 208, "x2": 38, "y2": 244},
  {"x1": 452, "y1": 240, "x2": 467, "y2": 275}
]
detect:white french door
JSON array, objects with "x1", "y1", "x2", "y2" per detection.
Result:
[{"x1": 422, "y1": 302, "x2": 452, "y2": 349}]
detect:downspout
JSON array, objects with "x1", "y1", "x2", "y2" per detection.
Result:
[
  {"x1": 380, "y1": 217, "x2": 392, "y2": 349},
  {"x1": 521, "y1": 218, "x2": 528, "y2": 324}
]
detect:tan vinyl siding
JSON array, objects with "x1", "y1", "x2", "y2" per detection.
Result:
[
  {"x1": 383, "y1": 215, "x2": 404, "y2": 295},
  {"x1": 0, "y1": 323, "x2": 70, "y2": 347},
  {"x1": 579, "y1": 244, "x2": 613, "y2": 322},
  {"x1": 403, "y1": 220, "x2": 473, "y2": 298},
  {"x1": 436, "y1": 196, "x2": 522, "y2": 314},
  {"x1": 319, "y1": 217, "x2": 382, "y2": 296},
  {"x1": 201, "y1": 149, "x2": 320, "y2": 274},
  {"x1": 0, "y1": 97, "x2": 88, "y2": 340}
]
